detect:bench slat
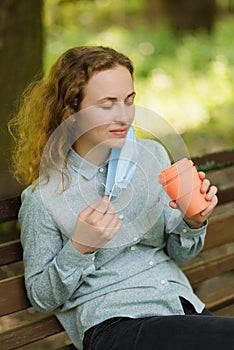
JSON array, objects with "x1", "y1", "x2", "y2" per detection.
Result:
[
  {"x1": 58, "y1": 345, "x2": 77, "y2": 350},
  {"x1": 0, "y1": 276, "x2": 30, "y2": 316},
  {"x1": 0, "y1": 240, "x2": 23, "y2": 266},
  {"x1": 0, "y1": 315, "x2": 63, "y2": 350},
  {"x1": 183, "y1": 251, "x2": 234, "y2": 285},
  {"x1": 204, "y1": 166, "x2": 234, "y2": 204},
  {"x1": 217, "y1": 186, "x2": 234, "y2": 204},
  {"x1": 214, "y1": 304, "x2": 234, "y2": 317},
  {"x1": 193, "y1": 150, "x2": 234, "y2": 170},
  {"x1": 204, "y1": 202, "x2": 234, "y2": 250},
  {"x1": 201, "y1": 284, "x2": 234, "y2": 311},
  {"x1": 0, "y1": 197, "x2": 21, "y2": 223}
]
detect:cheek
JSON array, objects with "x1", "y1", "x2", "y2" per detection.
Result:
[
  {"x1": 77, "y1": 108, "x2": 111, "y2": 134},
  {"x1": 88, "y1": 126, "x2": 109, "y2": 140},
  {"x1": 129, "y1": 105, "x2": 135, "y2": 122}
]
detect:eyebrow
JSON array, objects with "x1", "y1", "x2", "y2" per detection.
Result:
[{"x1": 97, "y1": 91, "x2": 136, "y2": 103}]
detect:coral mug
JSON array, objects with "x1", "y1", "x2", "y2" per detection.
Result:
[{"x1": 158, "y1": 158, "x2": 210, "y2": 217}]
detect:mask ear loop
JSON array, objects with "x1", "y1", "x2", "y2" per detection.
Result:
[
  {"x1": 101, "y1": 183, "x2": 116, "y2": 201},
  {"x1": 108, "y1": 183, "x2": 116, "y2": 201}
]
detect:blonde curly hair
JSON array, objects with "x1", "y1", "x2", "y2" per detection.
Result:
[{"x1": 8, "y1": 46, "x2": 134, "y2": 187}]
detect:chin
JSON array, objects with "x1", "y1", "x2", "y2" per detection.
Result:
[{"x1": 107, "y1": 138, "x2": 126, "y2": 149}]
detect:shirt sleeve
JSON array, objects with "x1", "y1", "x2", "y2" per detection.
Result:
[
  {"x1": 165, "y1": 216, "x2": 207, "y2": 265},
  {"x1": 19, "y1": 186, "x2": 96, "y2": 313}
]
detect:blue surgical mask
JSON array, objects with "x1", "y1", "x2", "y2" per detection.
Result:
[{"x1": 104, "y1": 126, "x2": 138, "y2": 200}]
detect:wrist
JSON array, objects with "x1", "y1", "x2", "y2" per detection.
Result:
[
  {"x1": 71, "y1": 239, "x2": 96, "y2": 254},
  {"x1": 183, "y1": 217, "x2": 204, "y2": 229}
]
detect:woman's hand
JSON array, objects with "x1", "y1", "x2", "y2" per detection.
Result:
[
  {"x1": 170, "y1": 171, "x2": 218, "y2": 229},
  {"x1": 71, "y1": 196, "x2": 121, "y2": 254}
]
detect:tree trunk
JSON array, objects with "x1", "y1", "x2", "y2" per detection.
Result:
[{"x1": 0, "y1": 0, "x2": 43, "y2": 198}]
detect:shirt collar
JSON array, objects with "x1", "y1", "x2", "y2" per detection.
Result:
[{"x1": 67, "y1": 148, "x2": 107, "y2": 180}]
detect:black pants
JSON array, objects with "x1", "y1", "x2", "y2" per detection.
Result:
[{"x1": 83, "y1": 298, "x2": 234, "y2": 350}]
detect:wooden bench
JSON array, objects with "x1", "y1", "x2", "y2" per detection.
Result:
[{"x1": 0, "y1": 149, "x2": 234, "y2": 349}]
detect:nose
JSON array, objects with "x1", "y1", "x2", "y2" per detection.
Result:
[{"x1": 113, "y1": 102, "x2": 135, "y2": 124}]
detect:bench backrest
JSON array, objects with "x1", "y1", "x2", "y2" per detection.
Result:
[{"x1": 0, "y1": 150, "x2": 234, "y2": 349}]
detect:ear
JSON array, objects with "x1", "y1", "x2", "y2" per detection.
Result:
[{"x1": 72, "y1": 98, "x2": 79, "y2": 112}]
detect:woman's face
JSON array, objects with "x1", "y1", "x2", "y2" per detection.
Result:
[{"x1": 74, "y1": 65, "x2": 135, "y2": 160}]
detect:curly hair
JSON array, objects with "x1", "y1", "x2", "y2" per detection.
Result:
[{"x1": 8, "y1": 46, "x2": 134, "y2": 187}]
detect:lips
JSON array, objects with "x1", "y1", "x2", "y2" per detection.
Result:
[{"x1": 109, "y1": 128, "x2": 128, "y2": 137}]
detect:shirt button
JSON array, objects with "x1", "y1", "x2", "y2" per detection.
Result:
[
  {"x1": 119, "y1": 214, "x2": 124, "y2": 220},
  {"x1": 130, "y1": 246, "x2": 136, "y2": 251},
  {"x1": 160, "y1": 279, "x2": 167, "y2": 285},
  {"x1": 182, "y1": 228, "x2": 187, "y2": 233},
  {"x1": 149, "y1": 261, "x2": 154, "y2": 266},
  {"x1": 133, "y1": 237, "x2": 138, "y2": 242},
  {"x1": 92, "y1": 256, "x2": 95, "y2": 261},
  {"x1": 99, "y1": 167, "x2": 104, "y2": 173}
]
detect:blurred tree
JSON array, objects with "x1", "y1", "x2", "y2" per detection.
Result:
[
  {"x1": 145, "y1": 0, "x2": 217, "y2": 33},
  {"x1": 0, "y1": 0, "x2": 43, "y2": 198},
  {"x1": 217, "y1": 0, "x2": 234, "y2": 13}
]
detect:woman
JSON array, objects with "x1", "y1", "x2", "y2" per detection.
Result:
[{"x1": 9, "y1": 46, "x2": 233, "y2": 350}]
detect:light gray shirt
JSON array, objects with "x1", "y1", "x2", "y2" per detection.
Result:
[{"x1": 19, "y1": 139, "x2": 207, "y2": 350}]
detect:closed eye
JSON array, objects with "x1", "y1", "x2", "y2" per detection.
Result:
[
  {"x1": 125, "y1": 93, "x2": 136, "y2": 105},
  {"x1": 98, "y1": 102, "x2": 114, "y2": 109},
  {"x1": 97, "y1": 92, "x2": 136, "y2": 109},
  {"x1": 125, "y1": 98, "x2": 134, "y2": 106}
]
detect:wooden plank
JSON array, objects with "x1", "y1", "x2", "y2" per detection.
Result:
[
  {"x1": 0, "y1": 240, "x2": 23, "y2": 266},
  {"x1": 204, "y1": 201, "x2": 234, "y2": 250},
  {"x1": 183, "y1": 242, "x2": 234, "y2": 270},
  {"x1": 181, "y1": 242, "x2": 234, "y2": 286},
  {"x1": 201, "y1": 284, "x2": 234, "y2": 311},
  {"x1": 58, "y1": 345, "x2": 77, "y2": 350},
  {"x1": 203, "y1": 166, "x2": 234, "y2": 204},
  {"x1": 205, "y1": 166, "x2": 234, "y2": 190},
  {"x1": 205, "y1": 217, "x2": 234, "y2": 250},
  {"x1": 0, "y1": 315, "x2": 63, "y2": 350},
  {"x1": 0, "y1": 276, "x2": 31, "y2": 316},
  {"x1": 0, "y1": 197, "x2": 21, "y2": 223},
  {"x1": 193, "y1": 149, "x2": 234, "y2": 171},
  {"x1": 217, "y1": 186, "x2": 234, "y2": 204},
  {"x1": 213, "y1": 303, "x2": 234, "y2": 317},
  {"x1": 194, "y1": 271, "x2": 234, "y2": 314},
  {"x1": 183, "y1": 253, "x2": 234, "y2": 285}
]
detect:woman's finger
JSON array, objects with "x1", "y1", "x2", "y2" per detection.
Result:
[
  {"x1": 87, "y1": 197, "x2": 110, "y2": 225},
  {"x1": 201, "y1": 178, "x2": 210, "y2": 193},
  {"x1": 201, "y1": 194, "x2": 218, "y2": 216},
  {"x1": 198, "y1": 171, "x2": 206, "y2": 180},
  {"x1": 78, "y1": 203, "x2": 96, "y2": 221},
  {"x1": 205, "y1": 185, "x2": 218, "y2": 201}
]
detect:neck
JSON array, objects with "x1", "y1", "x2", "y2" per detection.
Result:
[{"x1": 73, "y1": 141, "x2": 111, "y2": 166}]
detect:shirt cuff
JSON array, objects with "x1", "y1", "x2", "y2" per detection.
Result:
[
  {"x1": 173, "y1": 219, "x2": 208, "y2": 238},
  {"x1": 56, "y1": 239, "x2": 96, "y2": 274}
]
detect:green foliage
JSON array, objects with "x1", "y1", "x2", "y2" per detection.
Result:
[{"x1": 44, "y1": 1, "x2": 234, "y2": 156}]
